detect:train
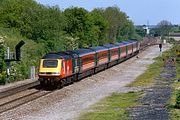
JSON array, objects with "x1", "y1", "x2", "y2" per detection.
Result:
[{"x1": 38, "y1": 38, "x2": 156, "y2": 88}]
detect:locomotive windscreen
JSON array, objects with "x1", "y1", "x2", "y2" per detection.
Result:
[{"x1": 43, "y1": 60, "x2": 58, "y2": 68}]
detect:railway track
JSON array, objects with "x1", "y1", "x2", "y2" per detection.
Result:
[
  {"x1": 0, "y1": 88, "x2": 53, "y2": 114},
  {"x1": 0, "y1": 80, "x2": 40, "y2": 99},
  {"x1": 0, "y1": 80, "x2": 54, "y2": 114},
  {"x1": 0, "y1": 43, "x2": 156, "y2": 114}
]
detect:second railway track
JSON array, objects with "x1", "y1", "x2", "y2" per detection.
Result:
[
  {"x1": 0, "y1": 80, "x2": 40, "y2": 99},
  {"x1": 0, "y1": 41, "x2": 157, "y2": 115},
  {"x1": 0, "y1": 83, "x2": 53, "y2": 114}
]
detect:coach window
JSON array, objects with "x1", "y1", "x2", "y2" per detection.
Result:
[
  {"x1": 83, "y1": 56, "x2": 94, "y2": 63},
  {"x1": 99, "y1": 52, "x2": 107, "y2": 58}
]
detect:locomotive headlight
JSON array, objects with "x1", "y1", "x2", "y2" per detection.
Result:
[
  {"x1": 39, "y1": 72, "x2": 60, "y2": 75},
  {"x1": 51, "y1": 72, "x2": 60, "y2": 75}
]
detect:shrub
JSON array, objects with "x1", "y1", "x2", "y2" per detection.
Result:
[
  {"x1": 0, "y1": 71, "x2": 6, "y2": 85},
  {"x1": 175, "y1": 91, "x2": 180, "y2": 109}
]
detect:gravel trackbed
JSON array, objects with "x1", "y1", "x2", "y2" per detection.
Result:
[
  {"x1": 0, "y1": 44, "x2": 171, "y2": 120},
  {"x1": 129, "y1": 58, "x2": 176, "y2": 120}
]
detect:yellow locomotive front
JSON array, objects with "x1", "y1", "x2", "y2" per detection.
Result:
[
  {"x1": 38, "y1": 53, "x2": 63, "y2": 86},
  {"x1": 39, "y1": 59, "x2": 62, "y2": 76}
]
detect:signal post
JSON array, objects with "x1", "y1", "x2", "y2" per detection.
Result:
[{"x1": 5, "y1": 40, "x2": 25, "y2": 83}]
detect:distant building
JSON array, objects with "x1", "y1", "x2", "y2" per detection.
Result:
[
  {"x1": 143, "y1": 25, "x2": 150, "y2": 35},
  {"x1": 169, "y1": 32, "x2": 180, "y2": 41}
]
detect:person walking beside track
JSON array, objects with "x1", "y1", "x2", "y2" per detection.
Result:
[{"x1": 159, "y1": 43, "x2": 162, "y2": 52}]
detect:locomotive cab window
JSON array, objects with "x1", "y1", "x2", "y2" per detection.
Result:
[{"x1": 43, "y1": 60, "x2": 58, "y2": 68}]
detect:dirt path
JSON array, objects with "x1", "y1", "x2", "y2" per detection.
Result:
[
  {"x1": 0, "y1": 44, "x2": 171, "y2": 120},
  {"x1": 129, "y1": 58, "x2": 176, "y2": 120}
]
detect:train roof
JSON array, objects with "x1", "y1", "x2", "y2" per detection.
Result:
[
  {"x1": 42, "y1": 52, "x2": 71, "y2": 60},
  {"x1": 73, "y1": 48, "x2": 95, "y2": 56},
  {"x1": 128, "y1": 39, "x2": 138, "y2": 43},
  {"x1": 114, "y1": 42, "x2": 126, "y2": 46},
  {"x1": 42, "y1": 39, "x2": 138, "y2": 60},
  {"x1": 89, "y1": 46, "x2": 108, "y2": 52},
  {"x1": 129, "y1": 39, "x2": 138, "y2": 41},
  {"x1": 56, "y1": 52, "x2": 72, "y2": 59},
  {"x1": 103, "y1": 43, "x2": 119, "y2": 49},
  {"x1": 42, "y1": 53, "x2": 61, "y2": 59},
  {"x1": 64, "y1": 51, "x2": 79, "y2": 59},
  {"x1": 121, "y1": 41, "x2": 134, "y2": 45}
]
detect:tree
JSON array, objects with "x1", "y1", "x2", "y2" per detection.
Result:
[
  {"x1": 175, "y1": 91, "x2": 180, "y2": 109},
  {"x1": 63, "y1": 7, "x2": 90, "y2": 48},
  {"x1": 92, "y1": 6, "x2": 136, "y2": 43},
  {"x1": 0, "y1": 0, "x2": 66, "y2": 44},
  {"x1": 62, "y1": 36, "x2": 79, "y2": 50},
  {"x1": 157, "y1": 20, "x2": 172, "y2": 36},
  {"x1": 88, "y1": 11, "x2": 108, "y2": 45},
  {"x1": 135, "y1": 26, "x2": 146, "y2": 37},
  {"x1": 117, "y1": 20, "x2": 135, "y2": 40},
  {"x1": 63, "y1": 7, "x2": 108, "y2": 48}
]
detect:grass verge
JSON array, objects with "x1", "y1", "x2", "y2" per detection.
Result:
[
  {"x1": 77, "y1": 92, "x2": 143, "y2": 120},
  {"x1": 127, "y1": 56, "x2": 164, "y2": 87},
  {"x1": 169, "y1": 82, "x2": 180, "y2": 120},
  {"x1": 169, "y1": 56, "x2": 180, "y2": 120},
  {"x1": 128, "y1": 45, "x2": 176, "y2": 88}
]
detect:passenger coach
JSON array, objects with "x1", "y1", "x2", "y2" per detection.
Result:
[{"x1": 38, "y1": 40, "x2": 140, "y2": 87}]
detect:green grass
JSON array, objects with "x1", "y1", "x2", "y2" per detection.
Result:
[
  {"x1": 160, "y1": 44, "x2": 180, "y2": 120},
  {"x1": 176, "y1": 57, "x2": 180, "y2": 79},
  {"x1": 127, "y1": 45, "x2": 178, "y2": 88},
  {"x1": 168, "y1": 82, "x2": 180, "y2": 120},
  {"x1": 127, "y1": 57, "x2": 164, "y2": 87},
  {"x1": 77, "y1": 92, "x2": 143, "y2": 120},
  {"x1": 169, "y1": 56, "x2": 180, "y2": 120}
]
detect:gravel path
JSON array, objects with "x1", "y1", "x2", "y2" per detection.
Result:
[
  {"x1": 0, "y1": 44, "x2": 171, "y2": 120},
  {"x1": 129, "y1": 58, "x2": 176, "y2": 120}
]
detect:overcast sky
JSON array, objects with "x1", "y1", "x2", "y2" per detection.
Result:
[{"x1": 35, "y1": 0, "x2": 180, "y2": 25}]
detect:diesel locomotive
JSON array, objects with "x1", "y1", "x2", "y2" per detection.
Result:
[{"x1": 38, "y1": 39, "x2": 153, "y2": 88}]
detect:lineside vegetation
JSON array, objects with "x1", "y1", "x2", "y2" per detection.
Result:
[
  {"x1": 127, "y1": 57, "x2": 164, "y2": 87},
  {"x1": 77, "y1": 92, "x2": 142, "y2": 120},
  {"x1": 167, "y1": 44, "x2": 180, "y2": 120},
  {"x1": 0, "y1": 0, "x2": 141, "y2": 83},
  {"x1": 127, "y1": 45, "x2": 177, "y2": 87}
]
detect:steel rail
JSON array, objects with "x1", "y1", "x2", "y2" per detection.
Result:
[{"x1": 0, "y1": 80, "x2": 40, "y2": 99}]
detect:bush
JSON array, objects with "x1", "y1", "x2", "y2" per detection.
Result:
[
  {"x1": 0, "y1": 71, "x2": 6, "y2": 85},
  {"x1": 175, "y1": 91, "x2": 180, "y2": 109}
]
